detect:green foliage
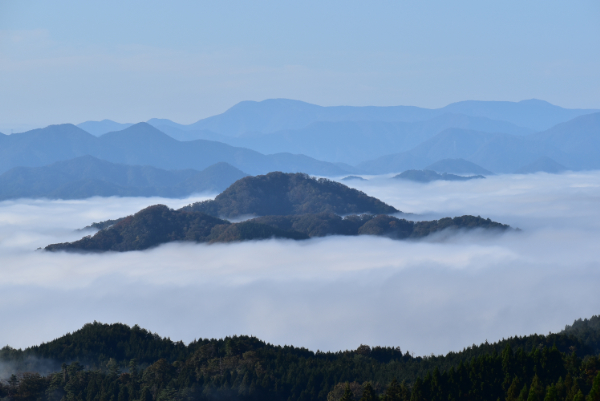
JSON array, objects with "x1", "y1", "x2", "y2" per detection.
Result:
[
  {"x1": 46, "y1": 203, "x2": 510, "y2": 252},
  {"x1": 45, "y1": 205, "x2": 306, "y2": 252},
  {"x1": 563, "y1": 316, "x2": 600, "y2": 355},
  {"x1": 2, "y1": 320, "x2": 600, "y2": 401}
]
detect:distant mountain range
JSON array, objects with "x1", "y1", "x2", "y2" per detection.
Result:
[
  {"x1": 0, "y1": 123, "x2": 349, "y2": 176},
  {"x1": 77, "y1": 98, "x2": 598, "y2": 137},
  {"x1": 358, "y1": 112, "x2": 600, "y2": 174},
  {"x1": 0, "y1": 156, "x2": 247, "y2": 200},
  {"x1": 0, "y1": 99, "x2": 596, "y2": 198},
  {"x1": 67, "y1": 99, "x2": 600, "y2": 175}
]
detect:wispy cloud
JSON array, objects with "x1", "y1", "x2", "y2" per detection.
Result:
[{"x1": 1, "y1": 172, "x2": 599, "y2": 356}]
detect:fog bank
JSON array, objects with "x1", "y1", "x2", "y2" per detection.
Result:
[{"x1": 1, "y1": 172, "x2": 599, "y2": 356}]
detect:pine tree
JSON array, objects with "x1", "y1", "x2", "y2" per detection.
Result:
[
  {"x1": 506, "y1": 377, "x2": 521, "y2": 401},
  {"x1": 589, "y1": 372, "x2": 600, "y2": 401},
  {"x1": 360, "y1": 382, "x2": 377, "y2": 401},
  {"x1": 517, "y1": 384, "x2": 529, "y2": 401},
  {"x1": 382, "y1": 379, "x2": 401, "y2": 401},
  {"x1": 527, "y1": 375, "x2": 545, "y2": 401},
  {"x1": 543, "y1": 384, "x2": 558, "y2": 401},
  {"x1": 340, "y1": 384, "x2": 354, "y2": 401}
]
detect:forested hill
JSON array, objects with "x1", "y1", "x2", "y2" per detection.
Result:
[
  {"x1": 180, "y1": 172, "x2": 399, "y2": 218},
  {"x1": 45, "y1": 205, "x2": 509, "y2": 252},
  {"x1": 2, "y1": 317, "x2": 600, "y2": 401}
]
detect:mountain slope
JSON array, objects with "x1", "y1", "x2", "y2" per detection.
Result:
[
  {"x1": 357, "y1": 128, "x2": 571, "y2": 174},
  {"x1": 45, "y1": 205, "x2": 308, "y2": 252},
  {"x1": 198, "y1": 114, "x2": 533, "y2": 164},
  {"x1": 0, "y1": 123, "x2": 350, "y2": 176},
  {"x1": 77, "y1": 120, "x2": 133, "y2": 136},
  {"x1": 527, "y1": 112, "x2": 600, "y2": 170},
  {"x1": 46, "y1": 206, "x2": 509, "y2": 252},
  {"x1": 424, "y1": 158, "x2": 493, "y2": 175},
  {"x1": 0, "y1": 124, "x2": 113, "y2": 173},
  {"x1": 441, "y1": 99, "x2": 597, "y2": 131},
  {"x1": 181, "y1": 172, "x2": 399, "y2": 218},
  {"x1": 514, "y1": 157, "x2": 567, "y2": 174},
  {"x1": 1, "y1": 317, "x2": 599, "y2": 401},
  {"x1": 0, "y1": 156, "x2": 248, "y2": 200}
]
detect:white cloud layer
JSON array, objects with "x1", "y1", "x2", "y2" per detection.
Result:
[{"x1": 1, "y1": 172, "x2": 600, "y2": 356}]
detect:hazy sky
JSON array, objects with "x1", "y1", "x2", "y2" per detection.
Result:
[
  {"x1": 0, "y1": 0, "x2": 599, "y2": 129},
  {"x1": 1, "y1": 172, "x2": 599, "y2": 355}
]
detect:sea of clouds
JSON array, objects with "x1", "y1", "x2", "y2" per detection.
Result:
[{"x1": 1, "y1": 172, "x2": 599, "y2": 356}]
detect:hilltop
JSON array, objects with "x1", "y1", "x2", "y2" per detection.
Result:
[{"x1": 181, "y1": 172, "x2": 399, "y2": 218}]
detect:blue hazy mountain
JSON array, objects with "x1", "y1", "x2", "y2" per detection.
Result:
[
  {"x1": 514, "y1": 157, "x2": 567, "y2": 174},
  {"x1": 182, "y1": 114, "x2": 532, "y2": 165},
  {"x1": 77, "y1": 120, "x2": 133, "y2": 136},
  {"x1": 424, "y1": 159, "x2": 493, "y2": 175},
  {"x1": 441, "y1": 99, "x2": 596, "y2": 131},
  {"x1": 0, "y1": 156, "x2": 248, "y2": 200},
  {"x1": 357, "y1": 128, "x2": 570, "y2": 174},
  {"x1": 148, "y1": 98, "x2": 597, "y2": 137},
  {"x1": 0, "y1": 123, "x2": 349, "y2": 176},
  {"x1": 526, "y1": 112, "x2": 600, "y2": 170}
]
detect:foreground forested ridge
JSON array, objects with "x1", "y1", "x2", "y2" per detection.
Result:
[{"x1": 2, "y1": 316, "x2": 600, "y2": 401}]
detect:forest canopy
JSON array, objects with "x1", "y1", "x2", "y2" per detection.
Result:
[{"x1": 2, "y1": 316, "x2": 600, "y2": 401}]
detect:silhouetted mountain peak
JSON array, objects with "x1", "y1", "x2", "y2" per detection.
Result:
[
  {"x1": 425, "y1": 158, "x2": 493, "y2": 175},
  {"x1": 101, "y1": 122, "x2": 171, "y2": 139},
  {"x1": 182, "y1": 171, "x2": 399, "y2": 218},
  {"x1": 77, "y1": 119, "x2": 133, "y2": 136}
]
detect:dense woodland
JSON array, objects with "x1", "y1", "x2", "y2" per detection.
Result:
[
  {"x1": 45, "y1": 172, "x2": 510, "y2": 252},
  {"x1": 180, "y1": 172, "x2": 399, "y2": 218},
  {"x1": 45, "y1": 204, "x2": 509, "y2": 252},
  {"x1": 1, "y1": 317, "x2": 600, "y2": 401}
]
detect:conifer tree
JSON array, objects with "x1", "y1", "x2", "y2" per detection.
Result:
[
  {"x1": 543, "y1": 384, "x2": 558, "y2": 401},
  {"x1": 381, "y1": 379, "x2": 401, "y2": 401},
  {"x1": 506, "y1": 377, "x2": 521, "y2": 401},
  {"x1": 517, "y1": 384, "x2": 529, "y2": 401},
  {"x1": 588, "y1": 372, "x2": 600, "y2": 401},
  {"x1": 360, "y1": 382, "x2": 377, "y2": 401},
  {"x1": 340, "y1": 384, "x2": 354, "y2": 401},
  {"x1": 572, "y1": 389, "x2": 584, "y2": 401},
  {"x1": 527, "y1": 375, "x2": 545, "y2": 401}
]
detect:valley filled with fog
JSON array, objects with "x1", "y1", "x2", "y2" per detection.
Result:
[{"x1": 1, "y1": 171, "x2": 598, "y2": 355}]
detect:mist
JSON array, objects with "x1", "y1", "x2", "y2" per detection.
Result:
[{"x1": 1, "y1": 172, "x2": 599, "y2": 356}]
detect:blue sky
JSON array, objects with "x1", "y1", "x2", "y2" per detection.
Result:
[{"x1": 0, "y1": 0, "x2": 598, "y2": 129}]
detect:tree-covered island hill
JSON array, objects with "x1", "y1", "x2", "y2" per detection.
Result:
[
  {"x1": 2, "y1": 316, "x2": 600, "y2": 401},
  {"x1": 45, "y1": 172, "x2": 511, "y2": 252}
]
